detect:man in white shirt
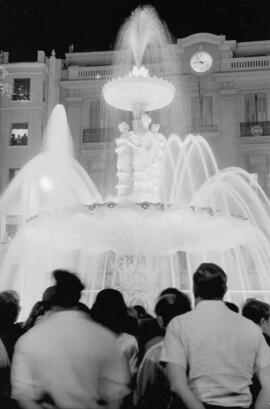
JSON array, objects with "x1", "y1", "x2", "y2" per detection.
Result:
[
  {"x1": 161, "y1": 263, "x2": 270, "y2": 409},
  {"x1": 11, "y1": 270, "x2": 129, "y2": 409}
]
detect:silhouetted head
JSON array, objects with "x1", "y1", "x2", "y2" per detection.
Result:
[
  {"x1": 155, "y1": 292, "x2": 191, "y2": 328},
  {"x1": 42, "y1": 285, "x2": 57, "y2": 303},
  {"x1": 242, "y1": 298, "x2": 270, "y2": 325},
  {"x1": 133, "y1": 304, "x2": 149, "y2": 319},
  {"x1": 50, "y1": 270, "x2": 84, "y2": 308},
  {"x1": 91, "y1": 288, "x2": 128, "y2": 334},
  {"x1": 159, "y1": 287, "x2": 181, "y2": 297},
  {"x1": 125, "y1": 307, "x2": 139, "y2": 337},
  {"x1": 0, "y1": 290, "x2": 20, "y2": 329},
  {"x1": 193, "y1": 263, "x2": 227, "y2": 300},
  {"x1": 225, "y1": 301, "x2": 239, "y2": 313}
]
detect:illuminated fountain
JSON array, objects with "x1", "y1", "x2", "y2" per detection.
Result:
[
  {"x1": 0, "y1": 105, "x2": 102, "y2": 315},
  {"x1": 1, "y1": 6, "x2": 270, "y2": 318}
]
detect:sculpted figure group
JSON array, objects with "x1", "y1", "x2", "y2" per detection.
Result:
[{"x1": 116, "y1": 114, "x2": 166, "y2": 202}]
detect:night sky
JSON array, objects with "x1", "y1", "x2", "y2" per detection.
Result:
[{"x1": 0, "y1": 0, "x2": 270, "y2": 62}]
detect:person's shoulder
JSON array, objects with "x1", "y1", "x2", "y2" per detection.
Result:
[
  {"x1": 167, "y1": 310, "x2": 194, "y2": 331},
  {"x1": 171, "y1": 309, "x2": 195, "y2": 323},
  {"x1": 145, "y1": 340, "x2": 163, "y2": 359},
  {"x1": 118, "y1": 332, "x2": 138, "y2": 347},
  {"x1": 14, "y1": 318, "x2": 47, "y2": 350},
  {"x1": 233, "y1": 311, "x2": 259, "y2": 328},
  {"x1": 87, "y1": 318, "x2": 118, "y2": 341},
  {"x1": 140, "y1": 341, "x2": 163, "y2": 368},
  {"x1": 231, "y1": 312, "x2": 264, "y2": 338}
]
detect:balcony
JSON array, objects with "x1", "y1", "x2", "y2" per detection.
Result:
[
  {"x1": 68, "y1": 62, "x2": 181, "y2": 80},
  {"x1": 240, "y1": 122, "x2": 270, "y2": 137},
  {"x1": 222, "y1": 56, "x2": 270, "y2": 72},
  {"x1": 69, "y1": 66, "x2": 114, "y2": 80},
  {"x1": 66, "y1": 54, "x2": 270, "y2": 80}
]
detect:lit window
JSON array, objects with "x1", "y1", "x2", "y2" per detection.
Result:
[
  {"x1": 10, "y1": 123, "x2": 28, "y2": 146},
  {"x1": 12, "y1": 78, "x2": 31, "y2": 101}
]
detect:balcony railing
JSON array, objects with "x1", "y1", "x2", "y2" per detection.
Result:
[
  {"x1": 68, "y1": 62, "x2": 181, "y2": 80},
  {"x1": 69, "y1": 66, "x2": 114, "y2": 80},
  {"x1": 67, "y1": 55, "x2": 270, "y2": 80},
  {"x1": 82, "y1": 128, "x2": 115, "y2": 143},
  {"x1": 222, "y1": 56, "x2": 270, "y2": 72},
  {"x1": 240, "y1": 121, "x2": 270, "y2": 137}
]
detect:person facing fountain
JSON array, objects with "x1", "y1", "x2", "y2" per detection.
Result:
[
  {"x1": 11, "y1": 270, "x2": 129, "y2": 409},
  {"x1": 161, "y1": 263, "x2": 270, "y2": 409}
]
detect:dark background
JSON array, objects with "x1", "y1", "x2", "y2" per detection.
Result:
[{"x1": 0, "y1": 0, "x2": 269, "y2": 62}]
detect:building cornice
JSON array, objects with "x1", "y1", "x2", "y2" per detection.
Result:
[
  {"x1": 177, "y1": 33, "x2": 236, "y2": 52},
  {"x1": 2, "y1": 62, "x2": 48, "y2": 75},
  {"x1": 0, "y1": 105, "x2": 46, "y2": 112},
  {"x1": 59, "y1": 79, "x2": 104, "y2": 90},
  {"x1": 238, "y1": 138, "x2": 270, "y2": 151},
  {"x1": 236, "y1": 40, "x2": 270, "y2": 56},
  {"x1": 214, "y1": 70, "x2": 270, "y2": 81}
]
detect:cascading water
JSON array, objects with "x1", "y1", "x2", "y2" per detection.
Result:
[
  {"x1": 1, "y1": 7, "x2": 270, "y2": 318},
  {"x1": 0, "y1": 105, "x2": 102, "y2": 316}
]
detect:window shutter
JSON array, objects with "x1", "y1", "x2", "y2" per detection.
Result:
[
  {"x1": 202, "y1": 96, "x2": 213, "y2": 126},
  {"x1": 89, "y1": 101, "x2": 100, "y2": 129},
  {"x1": 257, "y1": 93, "x2": 267, "y2": 121}
]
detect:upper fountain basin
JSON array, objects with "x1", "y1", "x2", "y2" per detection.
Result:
[{"x1": 103, "y1": 67, "x2": 175, "y2": 112}]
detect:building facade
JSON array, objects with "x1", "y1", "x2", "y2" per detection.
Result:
[{"x1": 1, "y1": 33, "x2": 270, "y2": 198}]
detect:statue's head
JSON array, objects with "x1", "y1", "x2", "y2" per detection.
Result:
[
  {"x1": 151, "y1": 123, "x2": 160, "y2": 133},
  {"x1": 141, "y1": 113, "x2": 152, "y2": 129},
  {"x1": 118, "y1": 122, "x2": 129, "y2": 134}
]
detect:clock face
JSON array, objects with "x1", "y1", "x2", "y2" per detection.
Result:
[{"x1": 190, "y1": 51, "x2": 213, "y2": 73}]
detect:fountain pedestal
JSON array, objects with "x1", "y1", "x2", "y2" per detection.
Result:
[{"x1": 103, "y1": 65, "x2": 174, "y2": 203}]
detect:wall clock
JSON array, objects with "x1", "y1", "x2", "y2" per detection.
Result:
[{"x1": 190, "y1": 51, "x2": 213, "y2": 74}]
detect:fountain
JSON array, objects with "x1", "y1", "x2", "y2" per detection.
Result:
[{"x1": 1, "y1": 6, "x2": 270, "y2": 318}]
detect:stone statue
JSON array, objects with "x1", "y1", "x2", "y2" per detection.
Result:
[
  {"x1": 115, "y1": 115, "x2": 165, "y2": 203},
  {"x1": 115, "y1": 123, "x2": 132, "y2": 201}
]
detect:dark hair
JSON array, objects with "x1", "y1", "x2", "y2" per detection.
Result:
[
  {"x1": 42, "y1": 285, "x2": 57, "y2": 303},
  {"x1": 155, "y1": 292, "x2": 191, "y2": 327},
  {"x1": 0, "y1": 290, "x2": 20, "y2": 329},
  {"x1": 133, "y1": 305, "x2": 148, "y2": 319},
  {"x1": 91, "y1": 288, "x2": 128, "y2": 334},
  {"x1": 51, "y1": 270, "x2": 84, "y2": 308},
  {"x1": 126, "y1": 307, "x2": 139, "y2": 337},
  {"x1": 23, "y1": 301, "x2": 48, "y2": 331},
  {"x1": 225, "y1": 301, "x2": 239, "y2": 313},
  {"x1": 159, "y1": 287, "x2": 181, "y2": 297},
  {"x1": 242, "y1": 298, "x2": 270, "y2": 325},
  {"x1": 193, "y1": 263, "x2": 227, "y2": 300}
]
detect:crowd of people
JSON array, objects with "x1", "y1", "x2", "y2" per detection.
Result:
[{"x1": 0, "y1": 263, "x2": 270, "y2": 409}]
